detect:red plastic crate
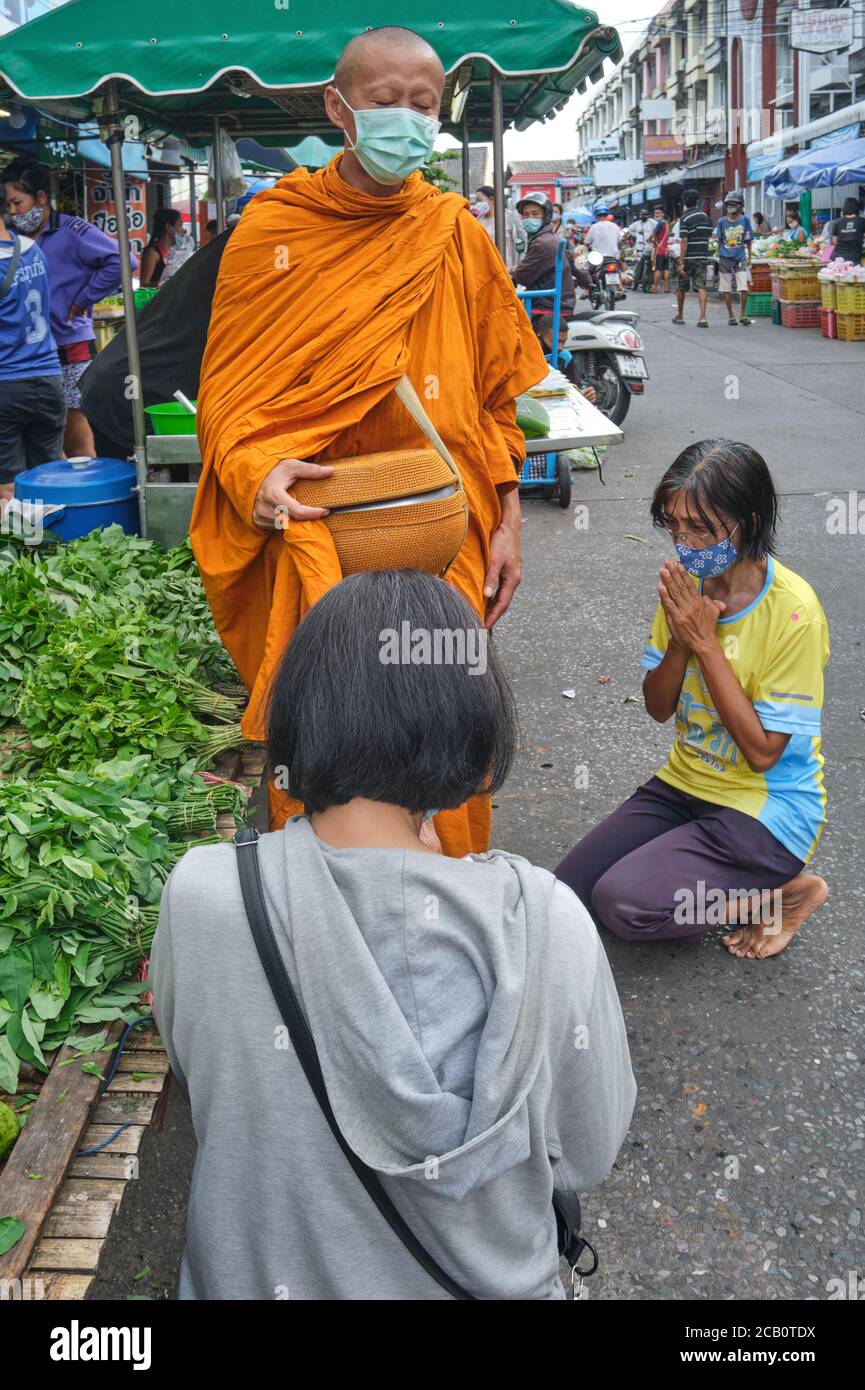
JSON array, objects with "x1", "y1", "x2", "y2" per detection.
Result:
[
  {"x1": 781, "y1": 299, "x2": 821, "y2": 329},
  {"x1": 820, "y1": 307, "x2": 837, "y2": 339}
]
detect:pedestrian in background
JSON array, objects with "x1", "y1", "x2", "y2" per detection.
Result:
[
  {"x1": 715, "y1": 191, "x2": 753, "y2": 325},
  {"x1": 649, "y1": 204, "x2": 671, "y2": 293},
  {"x1": 139, "y1": 208, "x2": 182, "y2": 288},
  {"x1": 3, "y1": 160, "x2": 132, "y2": 458},
  {"x1": 830, "y1": 197, "x2": 865, "y2": 264},
  {"x1": 472, "y1": 185, "x2": 521, "y2": 272},
  {"x1": 628, "y1": 207, "x2": 656, "y2": 292},
  {"x1": 673, "y1": 189, "x2": 712, "y2": 328},
  {"x1": 0, "y1": 220, "x2": 65, "y2": 507}
]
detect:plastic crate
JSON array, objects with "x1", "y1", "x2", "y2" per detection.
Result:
[
  {"x1": 835, "y1": 283, "x2": 865, "y2": 315},
  {"x1": 750, "y1": 265, "x2": 772, "y2": 294},
  {"x1": 780, "y1": 299, "x2": 821, "y2": 329},
  {"x1": 745, "y1": 292, "x2": 773, "y2": 317},
  {"x1": 836, "y1": 311, "x2": 865, "y2": 342},
  {"x1": 780, "y1": 275, "x2": 820, "y2": 302},
  {"x1": 770, "y1": 272, "x2": 782, "y2": 299},
  {"x1": 820, "y1": 307, "x2": 837, "y2": 339},
  {"x1": 771, "y1": 297, "x2": 783, "y2": 325},
  {"x1": 819, "y1": 281, "x2": 836, "y2": 310}
]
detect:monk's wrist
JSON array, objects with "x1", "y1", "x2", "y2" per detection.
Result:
[{"x1": 496, "y1": 483, "x2": 521, "y2": 533}]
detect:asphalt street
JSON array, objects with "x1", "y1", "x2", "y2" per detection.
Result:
[{"x1": 91, "y1": 289, "x2": 865, "y2": 1301}]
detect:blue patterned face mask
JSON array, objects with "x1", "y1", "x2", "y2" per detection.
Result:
[{"x1": 674, "y1": 524, "x2": 740, "y2": 577}]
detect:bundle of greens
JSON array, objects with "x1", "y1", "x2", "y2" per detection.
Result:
[
  {"x1": 13, "y1": 600, "x2": 243, "y2": 774},
  {"x1": 0, "y1": 527, "x2": 237, "y2": 723},
  {"x1": 0, "y1": 759, "x2": 249, "y2": 1091}
]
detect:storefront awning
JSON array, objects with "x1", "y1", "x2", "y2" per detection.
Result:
[{"x1": 765, "y1": 136, "x2": 865, "y2": 198}]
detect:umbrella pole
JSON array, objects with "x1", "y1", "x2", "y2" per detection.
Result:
[
  {"x1": 213, "y1": 116, "x2": 225, "y2": 233},
  {"x1": 105, "y1": 82, "x2": 147, "y2": 535},
  {"x1": 461, "y1": 111, "x2": 470, "y2": 198},
  {"x1": 187, "y1": 159, "x2": 199, "y2": 247},
  {"x1": 490, "y1": 68, "x2": 506, "y2": 260}
]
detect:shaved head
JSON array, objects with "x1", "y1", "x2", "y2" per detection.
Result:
[{"x1": 333, "y1": 26, "x2": 444, "y2": 98}]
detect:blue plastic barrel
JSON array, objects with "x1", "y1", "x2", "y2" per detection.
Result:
[{"x1": 14, "y1": 457, "x2": 139, "y2": 541}]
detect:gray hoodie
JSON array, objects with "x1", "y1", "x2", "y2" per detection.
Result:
[{"x1": 151, "y1": 816, "x2": 635, "y2": 1300}]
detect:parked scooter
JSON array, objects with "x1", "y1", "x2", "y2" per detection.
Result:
[{"x1": 562, "y1": 304, "x2": 648, "y2": 427}]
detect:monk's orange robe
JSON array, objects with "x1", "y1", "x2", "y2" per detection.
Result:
[{"x1": 192, "y1": 155, "x2": 547, "y2": 855}]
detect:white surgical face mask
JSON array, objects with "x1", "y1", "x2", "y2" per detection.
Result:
[
  {"x1": 335, "y1": 88, "x2": 440, "y2": 186},
  {"x1": 474, "y1": 200, "x2": 490, "y2": 216}
]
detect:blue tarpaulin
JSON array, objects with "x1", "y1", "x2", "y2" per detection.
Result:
[{"x1": 765, "y1": 136, "x2": 865, "y2": 198}]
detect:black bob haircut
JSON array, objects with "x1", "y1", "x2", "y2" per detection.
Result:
[
  {"x1": 650, "y1": 439, "x2": 779, "y2": 560},
  {"x1": 267, "y1": 570, "x2": 517, "y2": 815}
]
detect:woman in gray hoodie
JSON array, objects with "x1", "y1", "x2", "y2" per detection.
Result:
[{"x1": 151, "y1": 570, "x2": 635, "y2": 1300}]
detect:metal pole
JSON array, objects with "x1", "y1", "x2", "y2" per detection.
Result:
[
  {"x1": 187, "y1": 159, "x2": 198, "y2": 246},
  {"x1": 105, "y1": 82, "x2": 147, "y2": 533},
  {"x1": 490, "y1": 69, "x2": 506, "y2": 260},
  {"x1": 212, "y1": 115, "x2": 225, "y2": 233},
  {"x1": 461, "y1": 110, "x2": 470, "y2": 199}
]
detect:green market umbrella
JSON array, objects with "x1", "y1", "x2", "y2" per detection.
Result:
[{"x1": 0, "y1": 0, "x2": 621, "y2": 141}]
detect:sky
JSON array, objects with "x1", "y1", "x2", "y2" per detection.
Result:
[{"x1": 502, "y1": 0, "x2": 652, "y2": 161}]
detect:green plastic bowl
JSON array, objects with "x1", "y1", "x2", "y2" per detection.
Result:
[
  {"x1": 145, "y1": 401, "x2": 198, "y2": 435},
  {"x1": 134, "y1": 287, "x2": 159, "y2": 310}
]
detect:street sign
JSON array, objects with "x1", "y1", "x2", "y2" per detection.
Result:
[
  {"x1": 594, "y1": 159, "x2": 645, "y2": 186},
  {"x1": 587, "y1": 136, "x2": 620, "y2": 158},
  {"x1": 644, "y1": 134, "x2": 685, "y2": 164},
  {"x1": 557, "y1": 175, "x2": 594, "y2": 187},
  {"x1": 641, "y1": 98, "x2": 675, "y2": 121},
  {"x1": 791, "y1": 9, "x2": 854, "y2": 53}
]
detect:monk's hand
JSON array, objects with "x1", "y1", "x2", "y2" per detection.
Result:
[
  {"x1": 483, "y1": 487, "x2": 522, "y2": 628},
  {"x1": 658, "y1": 560, "x2": 724, "y2": 654},
  {"x1": 252, "y1": 459, "x2": 335, "y2": 531}
]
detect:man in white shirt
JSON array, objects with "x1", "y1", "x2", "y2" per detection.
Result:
[{"x1": 586, "y1": 205, "x2": 623, "y2": 261}]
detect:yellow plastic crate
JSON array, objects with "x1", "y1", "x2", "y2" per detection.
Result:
[
  {"x1": 836, "y1": 312, "x2": 865, "y2": 342},
  {"x1": 835, "y1": 283, "x2": 865, "y2": 315},
  {"x1": 820, "y1": 281, "x2": 836, "y2": 310},
  {"x1": 781, "y1": 275, "x2": 820, "y2": 302}
]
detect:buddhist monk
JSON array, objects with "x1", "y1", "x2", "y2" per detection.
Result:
[{"x1": 192, "y1": 25, "x2": 548, "y2": 855}]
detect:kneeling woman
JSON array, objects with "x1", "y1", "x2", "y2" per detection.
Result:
[{"x1": 557, "y1": 440, "x2": 828, "y2": 958}]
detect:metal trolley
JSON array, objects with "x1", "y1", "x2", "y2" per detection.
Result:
[{"x1": 516, "y1": 238, "x2": 573, "y2": 508}]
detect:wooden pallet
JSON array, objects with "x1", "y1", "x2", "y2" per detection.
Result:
[
  {"x1": 0, "y1": 740, "x2": 268, "y2": 1301},
  {"x1": 0, "y1": 1024, "x2": 170, "y2": 1301}
]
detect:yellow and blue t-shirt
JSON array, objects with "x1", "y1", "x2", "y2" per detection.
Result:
[{"x1": 641, "y1": 557, "x2": 828, "y2": 863}]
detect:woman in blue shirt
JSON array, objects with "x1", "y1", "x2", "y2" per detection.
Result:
[{"x1": 0, "y1": 224, "x2": 64, "y2": 508}]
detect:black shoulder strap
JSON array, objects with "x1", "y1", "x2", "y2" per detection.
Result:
[
  {"x1": 0, "y1": 235, "x2": 22, "y2": 302},
  {"x1": 233, "y1": 827, "x2": 474, "y2": 1301}
]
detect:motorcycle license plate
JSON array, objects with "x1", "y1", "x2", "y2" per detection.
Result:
[
  {"x1": 605, "y1": 272, "x2": 620, "y2": 286},
  {"x1": 616, "y1": 354, "x2": 648, "y2": 379}
]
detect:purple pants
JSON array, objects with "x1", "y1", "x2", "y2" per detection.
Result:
[{"x1": 555, "y1": 776, "x2": 805, "y2": 942}]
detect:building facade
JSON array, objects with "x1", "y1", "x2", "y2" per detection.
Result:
[{"x1": 576, "y1": 0, "x2": 865, "y2": 219}]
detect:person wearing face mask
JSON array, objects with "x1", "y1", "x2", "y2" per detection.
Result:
[
  {"x1": 139, "y1": 208, "x2": 182, "y2": 287},
  {"x1": 472, "y1": 185, "x2": 521, "y2": 271},
  {"x1": 511, "y1": 193, "x2": 577, "y2": 350},
  {"x1": 627, "y1": 207, "x2": 656, "y2": 292},
  {"x1": 193, "y1": 26, "x2": 548, "y2": 853},
  {"x1": 2, "y1": 160, "x2": 134, "y2": 459},
  {"x1": 556, "y1": 439, "x2": 829, "y2": 960},
  {"x1": 784, "y1": 207, "x2": 807, "y2": 244},
  {"x1": 0, "y1": 210, "x2": 65, "y2": 508}
]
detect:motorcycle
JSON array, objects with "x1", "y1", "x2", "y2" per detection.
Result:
[
  {"x1": 562, "y1": 303, "x2": 649, "y2": 427},
  {"x1": 586, "y1": 248, "x2": 625, "y2": 312}
]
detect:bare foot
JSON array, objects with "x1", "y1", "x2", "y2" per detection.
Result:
[{"x1": 721, "y1": 874, "x2": 828, "y2": 959}]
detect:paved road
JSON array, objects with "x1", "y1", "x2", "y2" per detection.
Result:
[{"x1": 92, "y1": 290, "x2": 865, "y2": 1301}]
